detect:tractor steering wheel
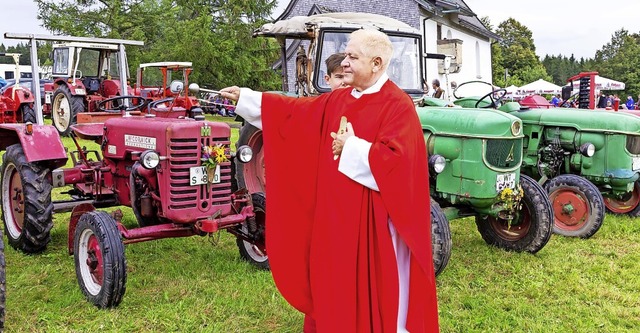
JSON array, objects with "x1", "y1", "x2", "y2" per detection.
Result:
[
  {"x1": 98, "y1": 96, "x2": 149, "y2": 113},
  {"x1": 147, "y1": 97, "x2": 175, "y2": 112},
  {"x1": 475, "y1": 88, "x2": 507, "y2": 108},
  {"x1": 453, "y1": 80, "x2": 507, "y2": 108}
]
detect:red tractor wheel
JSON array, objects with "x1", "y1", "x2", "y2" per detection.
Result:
[
  {"x1": 544, "y1": 174, "x2": 604, "y2": 239},
  {"x1": 236, "y1": 192, "x2": 269, "y2": 270},
  {"x1": 1, "y1": 144, "x2": 53, "y2": 253},
  {"x1": 476, "y1": 175, "x2": 553, "y2": 253},
  {"x1": 235, "y1": 124, "x2": 266, "y2": 193},
  {"x1": 603, "y1": 181, "x2": 640, "y2": 217},
  {"x1": 74, "y1": 211, "x2": 127, "y2": 308},
  {"x1": 52, "y1": 85, "x2": 84, "y2": 136}
]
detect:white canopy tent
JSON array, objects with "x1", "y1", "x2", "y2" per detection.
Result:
[
  {"x1": 518, "y1": 79, "x2": 561, "y2": 95},
  {"x1": 570, "y1": 75, "x2": 625, "y2": 90},
  {"x1": 504, "y1": 84, "x2": 522, "y2": 99}
]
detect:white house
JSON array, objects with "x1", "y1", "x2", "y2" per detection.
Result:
[{"x1": 275, "y1": 0, "x2": 498, "y2": 98}]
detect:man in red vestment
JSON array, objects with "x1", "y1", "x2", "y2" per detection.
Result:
[{"x1": 221, "y1": 28, "x2": 439, "y2": 332}]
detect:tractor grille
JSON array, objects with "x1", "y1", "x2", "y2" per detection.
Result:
[
  {"x1": 485, "y1": 139, "x2": 522, "y2": 169},
  {"x1": 168, "y1": 137, "x2": 232, "y2": 211},
  {"x1": 627, "y1": 135, "x2": 640, "y2": 155}
]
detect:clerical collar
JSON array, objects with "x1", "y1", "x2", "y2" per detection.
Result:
[{"x1": 350, "y1": 72, "x2": 389, "y2": 99}]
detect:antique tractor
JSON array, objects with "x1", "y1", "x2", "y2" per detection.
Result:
[
  {"x1": 0, "y1": 98, "x2": 266, "y2": 308},
  {"x1": 237, "y1": 12, "x2": 553, "y2": 275},
  {"x1": 0, "y1": 53, "x2": 37, "y2": 124},
  {"x1": 453, "y1": 80, "x2": 640, "y2": 237},
  {"x1": 40, "y1": 37, "x2": 144, "y2": 135}
]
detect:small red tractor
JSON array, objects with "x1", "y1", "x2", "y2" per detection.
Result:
[
  {"x1": 0, "y1": 53, "x2": 37, "y2": 124},
  {"x1": 40, "y1": 37, "x2": 144, "y2": 135},
  {"x1": 0, "y1": 93, "x2": 266, "y2": 308}
]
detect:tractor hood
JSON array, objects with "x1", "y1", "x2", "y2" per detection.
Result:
[
  {"x1": 510, "y1": 108, "x2": 640, "y2": 135},
  {"x1": 416, "y1": 106, "x2": 523, "y2": 138}
]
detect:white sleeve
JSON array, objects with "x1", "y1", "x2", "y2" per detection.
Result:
[
  {"x1": 235, "y1": 88, "x2": 263, "y2": 129},
  {"x1": 338, "y1": 136, "x2": 379, "y2": 191}
]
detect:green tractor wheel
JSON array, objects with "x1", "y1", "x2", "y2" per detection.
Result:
[{"x1": 603, "y1": 181, "x2": 640, "y2": 217}]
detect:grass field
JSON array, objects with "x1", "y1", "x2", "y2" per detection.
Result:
[{"x1": 3, "y1": 115, "x2": 640, "y2": 332}]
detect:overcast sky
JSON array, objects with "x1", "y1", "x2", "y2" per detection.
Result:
[{"x1": 2, "y1": 0, "x2": 640, "y2": 60}]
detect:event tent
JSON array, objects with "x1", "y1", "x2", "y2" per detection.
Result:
[
  {"x1": 570, "y1": 75, "x2": 625, "y2": 90},
  {"x1": 518, "y1": 79, "x2": 562, "y2": 94}
]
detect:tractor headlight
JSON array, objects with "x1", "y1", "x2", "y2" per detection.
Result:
[
  {"x1": 511, "y1": 120, "x2": 522, "y2": 136},
  {"x1": 236, "y1": 145, "x2": 253, "y2": 163},
  {"x1": 140, "y1": 150, "x2": 160, "y2": 169},
  {"x1": 579, "y1": 143, "x2": 595, "y2": 157},
  {"x1": 429, "y1": 154, "x2": 446, "y2": 174}
]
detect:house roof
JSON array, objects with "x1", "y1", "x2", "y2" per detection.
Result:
[{"x1": 414, "y1": 0, "x2": 499, "y2": 40}]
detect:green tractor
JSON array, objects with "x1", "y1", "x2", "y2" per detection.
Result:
[
  {"x1": 448, "y1": 80, "x2": 640, "y2": 238},
  {"x1": 237, "y1": 13, "x2": 553, "y2": 276}
]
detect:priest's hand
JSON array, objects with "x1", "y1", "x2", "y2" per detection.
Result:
[
  {"x1": 330, "y1": 122, "x2": 354, "y2": 157},
  {"x1": 220, "y1": 86, "x2": 241, "y2": 102}
]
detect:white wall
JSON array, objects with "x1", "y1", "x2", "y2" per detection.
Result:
[{"x1": 422, "y1": 19, "x2": 494, "y2": 99}]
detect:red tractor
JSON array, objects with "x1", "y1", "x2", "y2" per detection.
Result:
[
  {"x1": 0, "y1": 93, "x2": 266, "y2": 308},
  {"x1": 0, "y1": 53, "x2": 37, "y2": 124},
  {"x1": 41, "y1": 37, "x2": 144, "y2": 135}
]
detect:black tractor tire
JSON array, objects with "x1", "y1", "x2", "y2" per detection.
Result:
[
  {"x1": 544, "y1": 174, "x2": 604, "y2": 238},
  {"x1": 52, "y1": 84, "x2": 84, "y2": 136},
  {"x1": 476, "y1": 174, "x2": 553, "y2": 253},
  {"x1": 74, "y1": 211, "x2": 127, "y2": 308},
  {"x1": 603, "y1": 181, "x2": 640, "y2": 217},
  {"x1": 236, "y1": 192, "x2": 269, "y2": 270},
  {"x1": 1, "y1": 144, "x2": 54, "y2": 253},
  {"x1": 430, "y1": 198, "x2": 451, "y2": 277},
  {"x1": 235, "y1": 123, "x2": 266, "y2": 194},
  {"x1": 20, "y1": 104, "x2": 36, "y2": 124}
]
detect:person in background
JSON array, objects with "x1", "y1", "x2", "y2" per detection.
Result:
[
  {"x1": 550, "y1": 94, "x2": 560, "y2": 107},
  {"x1": 626, "y1": 95, "x2": 635, "y2": 110},
  {"x1": 220, "y1": 28, "x2": 439, "y2": 333},
  {"x1": 597, "y1": 91, "x2": 607, "y2": 108},
  {"x1": 431, "y1": 79, "x2": 444, "y2": 99},
  {"x1": 324, "y1": 53, "x2": 347, "y2": 91}
]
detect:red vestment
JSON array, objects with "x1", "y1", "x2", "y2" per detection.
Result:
[{"x1": 261, "y1": 80, "x2": 439, "y2": 332}]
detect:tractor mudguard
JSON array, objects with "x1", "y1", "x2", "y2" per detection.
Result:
[{"x1": 0, "y1": 124, "x2": 67, "y2": 168}]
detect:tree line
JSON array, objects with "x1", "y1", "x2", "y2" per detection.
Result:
[{"x1": 2, "y1": 2, "x2": 639, "y2": 97}]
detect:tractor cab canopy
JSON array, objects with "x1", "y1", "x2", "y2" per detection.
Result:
[
  {"x1": 51, "y1": 42, "x2": 127, "y2": 82},
  {"x1": 135, "y1": 62, "x2": 194, "y2": 99},
  {"x1": 254, "y1": 12, "x2": 424, "y2": 97}
]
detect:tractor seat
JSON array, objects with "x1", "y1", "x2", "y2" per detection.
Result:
[
  {"x1": 83, "y1": 78, "x2": 101, "y2": 94},
  {"x1": 71, "y1": 123, "x2": 104, "y2": 141}
]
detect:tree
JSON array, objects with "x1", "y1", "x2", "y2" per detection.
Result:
[{"x1": 34, "y1": 0, "x2": 281, "y2": 90}]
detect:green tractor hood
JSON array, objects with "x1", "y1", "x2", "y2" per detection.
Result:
[
  {"x1": 416, "y1": 106, "x2": 522, "y2": 138},
  {"x1": 510, "y1": 108, "x2": 640, "y2": 135}
]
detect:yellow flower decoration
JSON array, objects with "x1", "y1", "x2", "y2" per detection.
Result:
[{"x1": 202, "y1": 144, "x2": 229, "y2": 170}]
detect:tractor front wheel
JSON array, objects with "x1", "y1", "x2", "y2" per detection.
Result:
[
  {"x1": 1, "y1": 144, "x2": 53, "y2": 253},
  {"x1": 476, "y1": 175, "x2": 553, "y2": 253},
  {"x1": 603, "y1": 181, "x2": 640, "y2": 217},
  {"x1": 74, "y1": 211, "x2": 127, "y2": 308},
  {"x1": 544, "y1": 174, "x2": 604, "y2": 238},
  {"x1": 52, "y1": 85, "x2": 84, "y2": 136},
  {"x1": 20, "y1": 104, "x2": 36, "y2": 124},
  {"x1": 236, "y1": 192, "x2": 269, "y2": 270},
  {"x1": 235, "y1": 124, "x2": 266, "y2": 194},
  {"x1": 430, "y1": 198, "x2": 451, "y2": 276}
]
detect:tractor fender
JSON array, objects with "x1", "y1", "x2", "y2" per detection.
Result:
[
  {"x1": 55, "y1": 79, "x2": 87, "y2": 96},
  {"x1": 3, "y1": 86, "x2": 35, "y2": 104},
  {"x1": 0, "y1": 124, "x2": 68, "y2": 169}
]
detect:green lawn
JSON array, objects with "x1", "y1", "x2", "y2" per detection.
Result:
[{"x1": 3, "y1": 117, "x2": 640, "y2": 332}]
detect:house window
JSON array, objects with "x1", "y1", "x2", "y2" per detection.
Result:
[
  {"x1": 475, "y1": 41, "x2": 481, "y2": 79},
  {"x1": 437, "y1": 25, "x2": 442, "y2": 40}
]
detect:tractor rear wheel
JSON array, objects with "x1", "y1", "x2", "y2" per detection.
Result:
[
  {"x1": 74, "y1": 211, "x2": 126, "y2": 308},
  {"x1": 235, "y1": 124, "x2": 266, "y2": 194},
  {"x1": 1, "y1": 144, "x2": 53, "y2": 253},
  {"x1": 52, "y1": 85, "x2": 84, "y2": 136},
  {"x1": 20, "y1": 104, "x2": 36, "y2": 124},
  {"x1": 0, "y1": 235, "x2": 5, "y2": 330},
  {"x1": 236, "y1": 192, "x2": 269, "y2": 270},
  {"x1": 430, "y1": 198, "x2": 451, "y2": 276},
  {"x1": 476, "y1": 175, "x2": 553, "y2": 253},
  {"x1": 603, "y1": 181, "x2": 640, "y2": 217},
  {"x1": 544, "y1": 174, "x2": 604, "y2": 238}
]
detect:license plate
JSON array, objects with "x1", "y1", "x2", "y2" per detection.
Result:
[
  {"x1": 189, "y1": 165, "x2": 220, "y2": 186},
  {"x1": 45, "y1": 94, "x2": 51, "y2": 104},
  {"x1": 74, "y1": 88, "x2": 86, "y2": 95},
  {"x1": 496, "y1": 173, "x2": 516, "y2": 192},
  {"x1": 633, "y1": 157, "x2": 640, "y2": 171}
]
